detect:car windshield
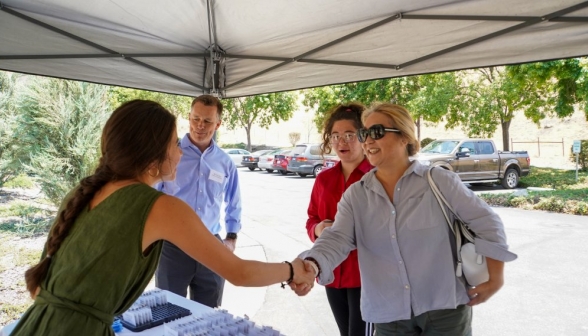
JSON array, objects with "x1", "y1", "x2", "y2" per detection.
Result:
[
  {"x1": 421, "y1": 140, "x2": 460, "y2": 154},
  {"x1": 252, "y1": 150, "x2": 270, "y2": 156},
  {"x1": 266, "y1": 149, "x2": 281, "y2": 156}
]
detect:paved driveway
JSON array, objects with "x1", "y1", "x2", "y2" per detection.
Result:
[{"x1": 220, "y1": 169, "x2": 588, "y2": 336}]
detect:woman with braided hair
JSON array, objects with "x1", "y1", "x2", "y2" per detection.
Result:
[{"x1": 11, "y1": 100, "x2": 315, "y2": 335}]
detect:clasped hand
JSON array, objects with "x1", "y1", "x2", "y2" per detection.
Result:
[{"x1": 287, "y1": 258, "x2": 317, "y2": 296}]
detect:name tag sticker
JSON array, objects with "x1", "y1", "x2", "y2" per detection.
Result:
[{"x1": 209, "y1": 170, "x2": 225, "y2": 184}]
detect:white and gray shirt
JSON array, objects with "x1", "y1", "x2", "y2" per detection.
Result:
[{"x1": 300, "y1": 160, "x2": 517, "y2": 323}]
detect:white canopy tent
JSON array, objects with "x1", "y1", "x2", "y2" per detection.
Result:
[{"x1": 1, "y1": 0, "x2": 588, "y2": 98}]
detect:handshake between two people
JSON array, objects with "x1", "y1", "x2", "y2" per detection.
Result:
[{"x1": 287, "y1": 258, "x2": 319, "y2": 296}]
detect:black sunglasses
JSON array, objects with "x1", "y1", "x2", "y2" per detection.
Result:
[{"x1": 357, "y1": 124, "x2": 401, "y2": 143}]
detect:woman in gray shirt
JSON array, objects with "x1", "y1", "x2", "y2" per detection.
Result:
[{"x1": 300, "y1": 103, "x2": 517, "y2": 336}]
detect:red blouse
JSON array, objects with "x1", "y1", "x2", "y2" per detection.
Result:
[{"x1": 306, "y1": 158, "x2": 373, "y2": 288}]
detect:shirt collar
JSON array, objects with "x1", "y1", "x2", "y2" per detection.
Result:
[
  {"x1": 180, "y1": 133, "x2": 218, "y2": 153},
  {"x1": 360, "y1": 160, "x2": 426, "y2": 193},
  {"x1": 357, "y1": 157, "x2": 374, "y2": 173},
  {"x1": 333, "y1": 156, "x2": 373, "y2": 174},
  {"x1": 405, "y1": 159, "x2": 427, "y2": 177}
]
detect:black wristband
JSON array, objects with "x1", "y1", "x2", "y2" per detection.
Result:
[
  {"x1": 281, "y1": 261, "x2": 294, "y2": 289},
  {"x1": 226, "y1": 232, "x2": 237, "y2": 240}
]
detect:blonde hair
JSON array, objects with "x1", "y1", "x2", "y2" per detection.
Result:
[{"x1": 362, "y1": 103, "x2": 420, "y2": 156}]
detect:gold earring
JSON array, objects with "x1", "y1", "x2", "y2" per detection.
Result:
[{"x1": 148, "y1": 167, "x2": 160, "y2": 177}]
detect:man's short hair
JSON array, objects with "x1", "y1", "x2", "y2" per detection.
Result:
[{"x1": 191, "y1": 95, "x2": 223, "y2": 118}]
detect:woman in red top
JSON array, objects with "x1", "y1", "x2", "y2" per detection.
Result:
[{"x1": 306, "y1": 103, "x2": 372, "y2": 336}]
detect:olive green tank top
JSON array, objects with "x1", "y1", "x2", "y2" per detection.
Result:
[{"x1": 12, "y1": 183, "x2": 164, "y2": 336}]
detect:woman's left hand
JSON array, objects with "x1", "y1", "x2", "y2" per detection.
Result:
[
  {"x1": 466, "y1": 277, "x2": 503, "y2": 306},
  {"x1": 467, "y1": 257, "x2": 505, "y2": 306}
]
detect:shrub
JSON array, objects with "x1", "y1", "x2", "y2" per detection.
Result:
[
  {"x1": 3, "y1": 174, "x2": 35, "y2": 189},
  {"x1": 534, "y1": 197, "x2": 565, "y2": 213},
  {"x1": 18, "y1": 78, "x2": 110, "y2": 206},
  {"x1": 220, "y1": 142, "x2": 246, "y2": 149},
  {"x1": 421, "y1": 137, "x2": 435, "y2": 148},
  {"x1": 569, "y1": 140, "x2": 588, "y2": 171},
  {"x1": 0, "y1": 72, "x2": 25, "y2": 187},
  {"x1": 574, "y1": 201, "x2": 588, "y2": 215},
  {"x1": 508, "y1": 196, "x2": 529, "y2": 208}
]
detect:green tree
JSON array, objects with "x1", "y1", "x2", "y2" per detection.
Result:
[
  {"x1": 446, "y1": 60, "x2": 587, "y2": 151},
  {"x1": 303, "y1": 73, "x2": 463, "y2": 140},
  {"x1": 221, "y1": 92, "x2": 297, "y2": 151},
  {"x1": 108, "y1": 87, "x2": 193, "y2": 117},
  {"x1": 0, "y1": 71, "x2": 25, "y2": 186},
  {"x1": 18, "y1": 78, "x2": 111, "y2": 205},
  {"x1": 509, "y1": 58, "x2": 588, "y2": 120}
]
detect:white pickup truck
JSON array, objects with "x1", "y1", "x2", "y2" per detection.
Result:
[{"x1": 415, "y1": 139, "x2": 531, "y2": 189}]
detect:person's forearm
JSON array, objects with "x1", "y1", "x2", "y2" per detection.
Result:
[
  {"x1": 486, "y1": 257, "x2": 504, "y2": 285},
  {"x1": 227, "y1": 259, "x2": 290, "y2": 287}
]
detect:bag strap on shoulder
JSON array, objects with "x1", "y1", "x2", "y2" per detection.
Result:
[
  {"x1": 426, "y1": 167, "x2": 473, "y2": 278},
  {"x1": 426, "y1": 167, "x2": 475, "y2": 243}
]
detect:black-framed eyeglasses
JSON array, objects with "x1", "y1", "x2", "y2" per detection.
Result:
[
  {"x1": 357, "y1": 124, "x2": 401, "y2": 143},
  {"x1": 329, "y1": 132, "x2": 357, "y2": 144}
]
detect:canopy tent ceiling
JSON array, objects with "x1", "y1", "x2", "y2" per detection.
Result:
[{"x1": 2, "y1": 0, "x2": 588, "y2": 98}]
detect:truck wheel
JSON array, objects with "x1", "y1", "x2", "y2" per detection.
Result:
[
  {"x1": 501, "y1": 168, "x2": 519, "y2": 189},
  {"x1": 280, "y1": 170, "x2": 288, "y2": 175},
  {"x1": 266, "y1": 169, "x2": 274, "y2": 173}
]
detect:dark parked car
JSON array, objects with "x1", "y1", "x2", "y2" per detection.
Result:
[
  {"x1": 287, "y1": 143, "x2": 336, "y2": 177},
  {"x1": 241, "y1": 149, "x2": 274, "y2": 171}
]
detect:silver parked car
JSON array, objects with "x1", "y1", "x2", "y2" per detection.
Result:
[
  {"x1": 287, "y1": 144, "x2": 335, "y2": 177},
  {"x1": 241, "y1": 149, "x2": 274, "y2": 171},
  {"x1": 222, "y1": 148, "x2": 251, "y2": 167},
  {"x1": 257, "y1": 148, "x2": 284, "y2": 173}
]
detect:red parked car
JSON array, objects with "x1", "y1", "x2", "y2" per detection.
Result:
[{"x1": 272, "y1": 150, "x2": 292, "y2": 175}]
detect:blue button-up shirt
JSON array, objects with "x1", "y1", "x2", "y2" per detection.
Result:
[
  {"x1": 301, "y1": 160, "x2": 516, "y2": 323},
  {"x1": 155, "y1": 134, "x2": 242, "y2": 235}
]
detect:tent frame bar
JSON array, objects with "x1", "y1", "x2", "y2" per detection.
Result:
[
  {"x1": 2, "y1": 1, "x2": 588, "y2": 95},
  {"x1": 399, "y1": 1, "x2": 588, "y2": 69},
  {"x1": 224, "y1": 12, "x2": 403, "y2": 89},
  {"x1": 0, "y1": 2, "x2": 205, "y2": 91}
]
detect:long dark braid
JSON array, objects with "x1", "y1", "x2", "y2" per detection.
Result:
[{"x1": 24, "y1": 100, "x2": 176, "y2": 296}]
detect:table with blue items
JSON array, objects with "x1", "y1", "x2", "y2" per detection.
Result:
[{"x1": 1, "y1": 289, "x2": 285, "y2": 336}]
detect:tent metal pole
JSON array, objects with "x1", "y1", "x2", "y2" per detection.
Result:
[
  {"x1": 398, "y1": 1, "x2": 588, "y2": 70},
  {"x1": 206, "y1": 0, "x2": 216, "y2": 94},
  {"x1": 0, "y1": 3, "x2": 115, "y2": 54},
  {"x1": 402, "y1": 14, "x2": 535, "y2": 21},
  {"x1": 226, "y1": 54, "x2": 399, "y2": 69},
  {"x1": 225, "y1": 12, "x2": 402, "y2": 89},
  {"x1": 297, "y1": 59, "x2": 397, "y2": 69},
  {"x1": 0, "y1": 53, "x2": 208, "y2": 60},
  {"x1": 0, "y1": 2, "x2": 205, "y2": 91}
]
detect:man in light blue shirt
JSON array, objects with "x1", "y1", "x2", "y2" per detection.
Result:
[{"x1": 155, "y1": 95, "x2": 242, "y2": 308}]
